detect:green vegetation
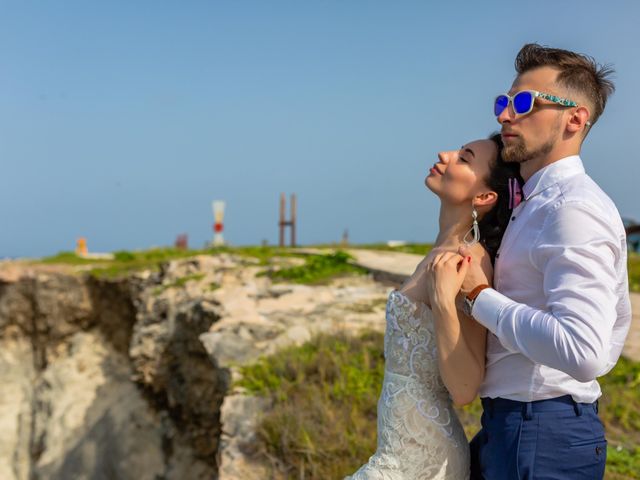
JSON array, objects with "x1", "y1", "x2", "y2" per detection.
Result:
[
  {"x1": 169, "y1": 273, "x2": 205, "y2": 288},
  {"x1": 39, "y1": 246, "x2": 294, "y2": 278},
  {"x1": 628, "y1": 253, "x2": 640, "y2": 292},
  {"x1": 38, "y1": 246, "x2": 365, "y2": 284},
  {"x1": 33, "y1": 245, "x2": 640, "y2": 292},
  {"x1": 598, "y1": 355, "x2": 640, "y2": 477},
  {"x1": 259, "y1": 251, "x2": 368, "y2": 285},
  {"x1": 206, "y1": 245, "x2": 298, "y2": 265},
  {"x1": 239, "y1": 330, "x2": 640, "y2": 479},
  {"x1": 41, "y1": 247, "x2": 210, "y2": 278},
  {"x1": 40, "y1": 251, "x2": 109, "y2": 266},
  {"x1": 38, "y1": 246, "x2": 357, "y2": 282},
  {"x1": 237, "y1": 332, "x2": 384, "y2": 478},
  {"x1": 153, "y1": 273, "x2": 206, "y2": 295}
]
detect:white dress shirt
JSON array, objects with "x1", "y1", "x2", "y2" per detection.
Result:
[{"x1": 472, "y1": 155, "x2": 632, "y2": 403}]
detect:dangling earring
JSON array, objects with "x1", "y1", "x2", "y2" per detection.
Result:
[{"x1": 463, "y1": 204, "x2": 480, "y2": 246}]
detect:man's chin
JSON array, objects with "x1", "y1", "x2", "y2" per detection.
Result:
[{"x1": 503, "y1": 144, "x2": 529, "y2": 163}]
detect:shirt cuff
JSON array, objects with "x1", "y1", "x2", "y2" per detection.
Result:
[{"x1": 471, "y1": 288, "x2": 512, "y2": 334}]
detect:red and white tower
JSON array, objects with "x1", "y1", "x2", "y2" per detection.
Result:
[{"x1": 212, "y1": 201, "x2": 225, "y2": 246}]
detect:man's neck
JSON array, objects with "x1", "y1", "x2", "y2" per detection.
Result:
[{"x1": 520, "y1": 147, "x2": 580, "y2": 182}]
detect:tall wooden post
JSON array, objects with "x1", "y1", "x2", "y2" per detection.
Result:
[
  {"x1": 279, "y1": 193, "x2": 286, "y2": 247},
  {"x1": 290, "y1": 194, "x2": 296, "y2": 247},
  {"x1": 279, "y1": 193, "x2": 297, "y2": 247}
]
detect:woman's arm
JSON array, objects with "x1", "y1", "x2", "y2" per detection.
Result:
[
  {"x1": 431, "y1": 301, "x2": 487, "y2": 406},
  {"x1": 427, "y1": 247, "x2": 492, "y2": 406}
]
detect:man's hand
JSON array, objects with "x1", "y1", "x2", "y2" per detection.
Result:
[{"x1": 456, "y1": 245, "x2": 493, "y2": 312}]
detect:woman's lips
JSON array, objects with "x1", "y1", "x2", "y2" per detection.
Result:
[{"x1": 429, "y1": 166, "x2": 442, "y2": 175}]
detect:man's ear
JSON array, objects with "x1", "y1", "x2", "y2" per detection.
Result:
[
  {"x1": 474, "y1": 191, "x2": 498, "y2": 209},
  {"x1": 567, "y1": 106, "x2": 591, "y2": 134}
]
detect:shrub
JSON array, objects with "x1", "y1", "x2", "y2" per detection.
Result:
[
  {"x1": 237, "y1": 332, "x2": 384, "y2": 478},
  {"x1": 262, "y1": 251, "x2": 367, "y2": 285},
  {"x1": 240, "y1": 331, "x2": 640, "y2": 479}
]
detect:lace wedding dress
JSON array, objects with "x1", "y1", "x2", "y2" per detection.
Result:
[{"x1": 346, "y1": 290, "x2": 470, "y2": 479}]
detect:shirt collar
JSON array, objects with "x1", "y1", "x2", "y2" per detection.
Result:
[{"x1": 522, "y1": 155, "x2": 585, "y2": 200}]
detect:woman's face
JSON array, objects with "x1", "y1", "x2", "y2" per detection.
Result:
[{"x1": 424, "y1": 139, "x2": 497, "y2": 205}]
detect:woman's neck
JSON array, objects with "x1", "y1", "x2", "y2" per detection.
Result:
[{"x1": 433, "y1": 203, "x2": 473, "y2": 250}]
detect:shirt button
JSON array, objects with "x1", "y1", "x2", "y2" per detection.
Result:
[
  {"x1": 596, "y1": 446, "x2": 603, "y2": 455},
  {"x1": 511, "y1": 216, "x2": 516, "y2": 221}
]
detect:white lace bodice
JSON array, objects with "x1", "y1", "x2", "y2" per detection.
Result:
[{"x1": 346, "y1": 290, "x2": 470, "y2": 479}]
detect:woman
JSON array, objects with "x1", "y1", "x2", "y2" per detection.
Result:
[{"x1": 346, "y1": 134, "x2": 521, "y2": 479}]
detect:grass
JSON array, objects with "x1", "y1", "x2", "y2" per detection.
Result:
[
  {"x1": 32, "y1": 245, "x2": 640, "y2": 292},
  {"x1": 259, "y1": 251, "x2": 368, "y2": 285},
  {"x1": 38, "y1": 246, "x2": 296, "y2": 278},
  {"x1": 41, "y1": 247, "x2": 210, "y2": 278},
  {"x1": 152, "y1": 273, "x2": 206, "y2": 295},
  {"x1": 238, "y1": 330, "x2": 640, "y2": 480},
  {"x1": 38, "y1": 246, "x2": 367, "y2": 285},
  {"x1": 237, "y1": 332, "x2": 384, "y2": 479},
  {"x1": 38, "y1": 246, "x2": 367, "y2": 286},
  {"x1": 628, "y1": 253, "x2": 640, "y2": 292},
  {"x1": 40, "y1": 251, "x2": 111, "y2": 266}
]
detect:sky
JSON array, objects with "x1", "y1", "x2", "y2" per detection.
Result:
[{"x1": 2, "y1": 1, "x2": 640, "y2": 258}]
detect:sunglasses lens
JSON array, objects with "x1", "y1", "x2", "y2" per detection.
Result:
[
  {"x1": 513, "y1": 91, "x2": 534, "y2": 114},
  {"x1": 494, "y1": 96, "x2": 509, "y2": 116}
]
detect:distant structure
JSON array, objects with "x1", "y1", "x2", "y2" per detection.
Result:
[
  {"x1": 212, "y1": 201, "x2": 225, "y2": 246},
  {"x1": 387, "y1": 240, "x2": 407, "y2": 248},
  {"x1": 279, "y1": 193, "x2": 297, "y2": 247},
  {"x1": 76, "y1": 237, "x2": 88, "y2": 257},
  {"x1": 74, "y1": 237, "x2": 114, "y2": 260},
  {"x1": 175, "y1": 233, "x2": 188, "y2": 250},
  {"x1": 341, "y1": 229, "x2": 349, "y2": 247}
]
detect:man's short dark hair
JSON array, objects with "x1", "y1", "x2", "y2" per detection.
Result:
[{"x1": 515, "y1": 43, "x2": 615, "y2": 127}]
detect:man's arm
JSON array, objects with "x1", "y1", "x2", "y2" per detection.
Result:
[{"x1": 470, "y1": 202, "x2": 622, "y2": 383}]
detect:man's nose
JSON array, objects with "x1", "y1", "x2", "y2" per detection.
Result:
[{"x1": 497, "y1": 101, "x2": 516, "y2": 125}]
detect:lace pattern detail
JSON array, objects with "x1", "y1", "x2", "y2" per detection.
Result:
[{"x1": 346, "y1": 291, "x2": 470, "y2": 479}]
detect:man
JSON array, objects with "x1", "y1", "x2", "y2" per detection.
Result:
[{"x1": 462, "y1": 44, "x2": 632, "y2": 479}]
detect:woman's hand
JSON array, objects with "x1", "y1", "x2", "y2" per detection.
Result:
[{"x1": 426, "y1": 252, "x2": 470, "y2": 314}]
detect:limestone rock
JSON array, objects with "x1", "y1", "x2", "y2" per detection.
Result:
[
  {"x1": 217, "y1": 394, "x2": 272, "y2": 480},
  {"x1": 0, "y1": 335, "x2": 34, "y2": 480},
  {"x1": 0, "y1": 253, "x2": 392, "y2": 479}
]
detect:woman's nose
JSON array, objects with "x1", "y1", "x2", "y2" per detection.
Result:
[{"x1": 437, "y1": 151, "x2": 455, "y2": 164}]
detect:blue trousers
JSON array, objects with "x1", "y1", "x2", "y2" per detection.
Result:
[{"x1": 469, "y1": 395, "x2": 607, "y2": 479}]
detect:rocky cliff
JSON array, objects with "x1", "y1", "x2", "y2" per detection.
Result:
[{"x1": 0, "y1": 254, "x2": 390, "y2": 480}]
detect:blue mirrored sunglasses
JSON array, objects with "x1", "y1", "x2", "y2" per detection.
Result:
[{"x1": 494, "y1": 90, "x2": 578, "y2": 117}]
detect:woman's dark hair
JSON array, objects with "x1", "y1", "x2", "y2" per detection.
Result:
[{"x1": 477, "y1": 133, "x2": 523, "y2": 264}]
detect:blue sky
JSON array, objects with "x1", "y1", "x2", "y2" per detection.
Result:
[{"x1": 2, "y1": 1, "x2": 639, "y2": 257}]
